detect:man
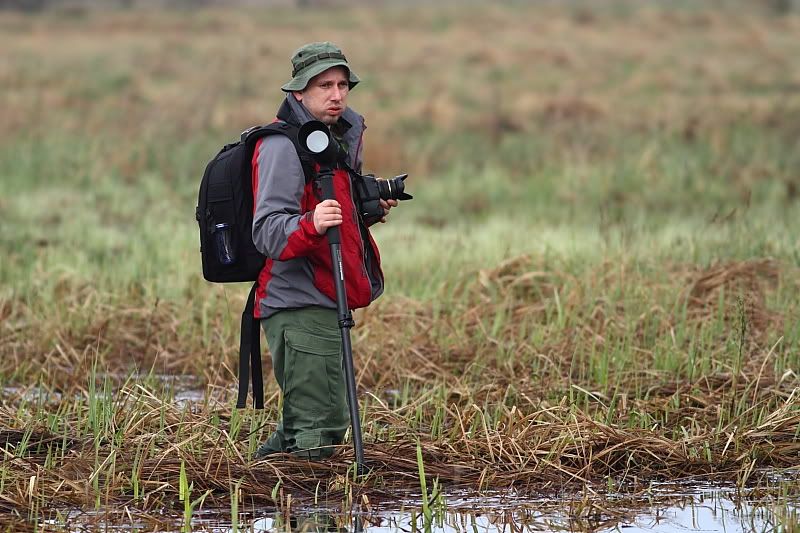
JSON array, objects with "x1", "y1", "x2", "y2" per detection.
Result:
[{"x1": 251, "y1": 42, "x2": 396, "y2": 459}]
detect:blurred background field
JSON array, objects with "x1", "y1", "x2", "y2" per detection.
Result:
[
  {"x1": 1, "y1": 1, "x2": 800, "y2": 529},
  {"x1": 2, "y1": 0, "x2": 799, "y2": 370}
]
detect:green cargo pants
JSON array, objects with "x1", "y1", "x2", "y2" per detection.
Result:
[{"x1": 256, "y1": 307, "x2": 349, "y2": 459}]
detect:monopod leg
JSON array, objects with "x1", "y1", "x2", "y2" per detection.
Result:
[
  {"x1": 319, "y1": 172, "x2": 365, "y2": 475},
  {"x1": 332, "y1": 259, "x2": 365, "y2": 475}
]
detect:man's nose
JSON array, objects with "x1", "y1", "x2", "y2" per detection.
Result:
[{"x1": 331, "y1": 87, "x2": 342, "y2": 101}]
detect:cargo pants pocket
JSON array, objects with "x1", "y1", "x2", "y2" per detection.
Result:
[
  {"x1": 283, "y1": 329, "x2": 340, "y2": 411},
  {"x1": 281, "y1": 328, "x2": 349, "y2": 449}
]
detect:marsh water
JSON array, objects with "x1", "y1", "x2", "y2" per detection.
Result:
[
  {"x1": 7, "y1": 385, "x2": 798, "y2": 532},
  {"x1": 45, "y1": 480, "x2": 799, "y2": 532}
]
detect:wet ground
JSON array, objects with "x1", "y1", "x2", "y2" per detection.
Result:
[
  {"x1": 42, "y1": 479, "x2": 799, "y2": 532},
  {"x1": 5, "y1": 384, "x2": 797, "y2": 531}
]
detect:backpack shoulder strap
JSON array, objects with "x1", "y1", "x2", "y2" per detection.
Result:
[
  {"x1": 243, "y1": 122, "x2": 316, "y2": 184},
  {"x1": 236, "y1": 282, "x2": 263, "y2": 409},
  {"x1": 234, "y1": 122, "x2": 315, "y2": 410}
]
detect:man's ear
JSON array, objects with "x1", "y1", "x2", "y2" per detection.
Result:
[{"x1": 292, "y1": 90, "x2": 303, "y2": 102}]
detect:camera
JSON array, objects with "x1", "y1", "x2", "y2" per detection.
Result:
[
  {"x1": 353, "y1": 173, "x2": 413, "y2": 220},
  {"x1": 297, "y1": 120, "x2": 413, "y2": 219}
]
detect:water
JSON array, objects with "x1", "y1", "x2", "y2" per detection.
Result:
[
  {"x1": 246, "y1": 484, "x2": 799, "y2": 533},
  {"x1": 2, "y1": 376, "x2": 205, "y2": 407},
  {"x1": 8, "y1": 385, "x2": 797, "y2": 531},
  {"x1": 44, "y1": 480, "x2": 798, "y2": 532}
]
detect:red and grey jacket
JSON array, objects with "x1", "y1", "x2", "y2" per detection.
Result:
[{"x1": 250, "y1": 96, "x2": 384, "y2": 319}]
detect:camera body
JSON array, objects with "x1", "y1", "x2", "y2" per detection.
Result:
[
  {"x1": 352, "y1": 173, "x2": 413, "y2": 220},
  {"x1": 296, "y1": 119, "x2": 413, "y2": 220}
]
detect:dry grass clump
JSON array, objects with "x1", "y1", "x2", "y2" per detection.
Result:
[
  {"x1": 2, "y1": 255, "x2": 793, "y2": 401},
  {"x1": 0, "y1": 285, "x2": 239, "y2": 390},
  {"x1": 0, "y1": 256, "x2": 796, "y2": 525},
  {"x1": 686, "y1": 259, "x2": 781, "y2": 335},
  {"x1": 358, "y1": 256, "x2": 793, "y2": 398},
  {"x1": 0, "y1": 374, "x2": 797, "y2": 528}
]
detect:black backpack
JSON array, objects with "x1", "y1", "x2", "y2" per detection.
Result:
[{"x1": 196, "y1": 122, "x2": 314, "y2": 409}]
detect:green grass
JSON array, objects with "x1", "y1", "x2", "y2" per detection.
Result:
[{"x1": 3, "y1": 124, "x2": 799, "y2": 300}]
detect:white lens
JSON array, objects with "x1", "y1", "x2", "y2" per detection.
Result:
[{"x1": 306, "y1": 130, "x2": 329, "y2": 153}]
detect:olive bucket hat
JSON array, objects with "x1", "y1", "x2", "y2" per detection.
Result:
[{"x1": 281, "y1": 41, "x2": 360, "y2": 92}]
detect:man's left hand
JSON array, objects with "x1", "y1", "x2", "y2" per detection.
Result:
[{"x1": 379, "y1": 199, "x2": 399, "y2": 223}]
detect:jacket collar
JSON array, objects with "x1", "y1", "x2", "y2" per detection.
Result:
[
  {"x1": 276, "y1": 94, "x2": 365, "y2": 169},
  {"x1": 277, "y1": 95, "x2": 352, "y2": 128},
  {"x1": 277, "y1": 94, "x2": 357, "y2": 135}
]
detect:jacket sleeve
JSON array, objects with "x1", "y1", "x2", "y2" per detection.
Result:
[{"x1": 251, "y1": 135, "x2": 325, "y2": 260}]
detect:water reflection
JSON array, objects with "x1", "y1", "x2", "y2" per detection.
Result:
[
  {"x1": 39, "y1": 480, "x2": 799, "y2": 531},
  {"x1": 243, "y1": 483, "x2": 799, "y2": 533},
  {"x1": 253, "y1": 511, "x2": 355, "y2": 532}
]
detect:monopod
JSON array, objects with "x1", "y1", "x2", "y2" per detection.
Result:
[{"x1": 298, "y1": 120, "x2": 366, "y2": 475}]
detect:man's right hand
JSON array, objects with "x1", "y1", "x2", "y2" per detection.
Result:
[{"x1": 313, "y1": 199, "x2": 343, "y2": 234}]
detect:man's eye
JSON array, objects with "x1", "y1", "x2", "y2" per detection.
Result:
[{"x1": 321, "y1": 83, "x2": 332, "y2": 89}]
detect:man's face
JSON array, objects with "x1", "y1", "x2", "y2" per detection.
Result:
[{"x1": 293, "y1": 66, "x2": 350, "y2": 125}]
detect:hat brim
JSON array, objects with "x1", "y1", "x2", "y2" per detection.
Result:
[{"x1": 281, "y1": 59, "x2": 360, "y2": 92}]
